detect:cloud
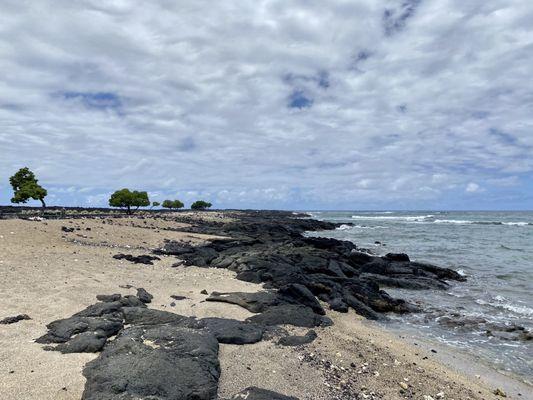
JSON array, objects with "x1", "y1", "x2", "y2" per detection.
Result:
[
  {"x1": 465, "y1": 182, "x2": 481, "y2": 193},
  {"x1": 0, "y1": 0, "x2": 532, "y2": 210}
]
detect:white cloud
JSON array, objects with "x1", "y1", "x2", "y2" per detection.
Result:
[
  {"x1": 465, "y1": 182, "x2": 481, "y2": 193},
  {"x1": 0, "y1": 0, "x2": 532, "y2": 209}
]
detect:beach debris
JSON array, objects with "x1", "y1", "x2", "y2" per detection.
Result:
[
  {"x1": 112, "y1": 253, "x2": 160, "y2": 265},
  {"x1": 493, "y1": 388, "x2": 507, "y2": 397},
  {"x1": 0, "y1": 314, "x2": 31, "y2": 324},
  {"x1": 61, "y1": 226, "x2": 75, "y2": 232},
  {"x1": 398, "y1": 382, "x2": 408, "y2": 389},
  {"x1": 436, "y1": 392, "x2": 445, "y2": 398}
]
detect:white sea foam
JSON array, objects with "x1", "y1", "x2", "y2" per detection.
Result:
[
  {"x1": 336, "y1": 224, "x2": 385, "y2": 230},
  {"x1": 433, "y1": 219, "x2": 531, "y2": 226},
  {"x1": 434, "y1": 219, "x2": 473, "y2": 224},
  {"x1": 475, "y1": 298, "x2": 533, "y2": 316},
  {"x1": 351, "y1": 214, "x2": 434, "y2": 222},
  {"x1": 335, "y1": 224, "x2": 352, "y2": 231}
]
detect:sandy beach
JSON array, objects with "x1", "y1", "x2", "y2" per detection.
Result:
[{"x1": 0, "y1": 211, "x2": 530, "y2": 399}]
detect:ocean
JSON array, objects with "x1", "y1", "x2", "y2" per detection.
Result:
[{"x1": 308, "y1": 211, "x2": 533, "y2": 383}]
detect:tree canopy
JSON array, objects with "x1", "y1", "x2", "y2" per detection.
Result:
[
  {"x1": 151, "y1": 201, "x2": 160, "y2": 208},
  {"x1": 191, "y1": 200, "x2": 212, "y2": 210},
  {"x1": 162, "y1": 199, "x2": 184, "y2": 210},
  {"x1": 9, "y1": 167, "x2": 48, "y2": 207},
  {"x1": 108, "y1": 189, "x2": 150, "y2": 214}
]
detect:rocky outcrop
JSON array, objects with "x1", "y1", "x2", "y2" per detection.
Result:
[
  {"x1": 158, "y1": 211, "x2": 464, "y2": 321},
  {"x1": 37, "y1": 292, "x2": 300, "y2": 399}
]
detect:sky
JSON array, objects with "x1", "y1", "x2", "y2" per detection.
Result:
[{"x1": 1, "y1": 0, "x2": 532, "y2": 210}]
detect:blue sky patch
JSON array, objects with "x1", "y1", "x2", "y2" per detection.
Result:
[
  {"x1": 289, "y1": 90, "x2": 313, "y2": 109},
  {"x1": 61, "y1": 91, "x2": 122, "y2": 110}
]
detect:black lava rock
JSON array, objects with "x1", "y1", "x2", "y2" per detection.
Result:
[
  {"x1": 0, "y1": 314, "x2": 31, "y2": 324},
  {"x1": 82, "y1": 325, "x2": 220, "y2": 400},
  {"x1": 198, "y1": 317, "x2": 264, "y2": 345},
  {"x1": 229, "y1": 387, "x2": 299, "y2": 400},
  {"x1": 136, "y1": 288, "x2": 153, "y2": 303},
  {"x1": 112, "y1": 254, "x2": 160, "y2": 265},
  {"x1": 278, "y1": 330, "x2": 317, "y2": 346}
]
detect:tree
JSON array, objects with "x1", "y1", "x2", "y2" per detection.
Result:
[
  {"x1": 108, "y1": 188, "x2": 150, "y2": 214},
  {"x1": 162, "y1": 199, "x2": 184, "y2": 210},
  {"x1": 9, "y1": 167, "x2": 48, "y2": 207},
  {"x1": 171, "y1": 200, "x2": 184, "y2": 209},
  {"x1": 191, "y1": 200, "x2": 212, "y2": 210},
  {"x1": 151, "y1": 201, "x2": 160, "y2": 209}
]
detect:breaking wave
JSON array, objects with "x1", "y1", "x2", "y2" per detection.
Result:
[
  {"x1": 351, "y1": 214, "x2": 434, "y2": 222},
  {"x1": 350, "y1": 215, "x2": 531, "y2": 226}
]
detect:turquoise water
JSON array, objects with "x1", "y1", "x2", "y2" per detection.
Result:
[{"x1": 309, "y1": 211, "x2": 533, "y2": 382}]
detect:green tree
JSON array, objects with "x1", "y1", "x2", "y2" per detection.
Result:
[
  {"x1": 151, "y1": 201, "x2": 160, "y2": 209},
  {"x1": 191, "y1": 200, "x2": 212, "y2": 210},
  {"x1": 171, "y1": 200, "x2": 184, "y2": 209},
  {"x1": 108, "y1": 188, "x2": 150, "y2": 214},
  {"x1": 162, "y1": 199, "x2": 173, "y2": 209},
  {"x1": 162, "y1": 199, "x2": 184, "y2": 210},
  {"x1": 9, "y1": 167, "x2": 48, "y2": 207}
]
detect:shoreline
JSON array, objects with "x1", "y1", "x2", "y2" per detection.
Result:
[
  {"x1": 0, "y1": 209, "x2": 529, "y2": 399},
  {"x1": 382, "y1": 321, "x2": 532, "y2": 398}
]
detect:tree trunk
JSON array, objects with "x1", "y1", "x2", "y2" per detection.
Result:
[
  {"x1": 127, "y1": 205, "x2": 131, "y2": 215},
  {"x1": 40, "y1": 198, "x2": 46, "y2": 208}
]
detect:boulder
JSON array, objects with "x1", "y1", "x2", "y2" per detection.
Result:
[
  {"x1": 96, "y1": 294, "x2": 121, "y2": 302},
  {"x1": 36, "y1": 316, "x2": 123, "y2": 344},
  {"x1": 50, "y1": 331, "x2": 107, "y2": 354},
  {"x1": 279, "y1": 283, "x2": 325, "y2": 315},
  {"x1": 246, "y1": 305, "x2": 332, "y2": 328},
  {"x1": 384, "y1": 253, "x2": 410, "y2": 262},
  {"x1": 207, "y1": 291, "x2": 280, "y2": 313},
  {"x1": 136, "y1": 288, "x2": 153, "y2": 303},
  {"x1": 82, "y1": 325, "x2": 220, "y2": 400},
  {"x1": 0, "y1": 314, "x2": 31, "y2": 324},
  {"x1": 122, "y1": 307, "x2": 192, "y2": 326},
  {"x1": 198, "y1": 318, "x2": 264, "y2": 345}
]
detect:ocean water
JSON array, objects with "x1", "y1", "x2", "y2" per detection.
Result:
[{"x1": 308, "y1": 211, "x2": 533, "y2": 382}]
